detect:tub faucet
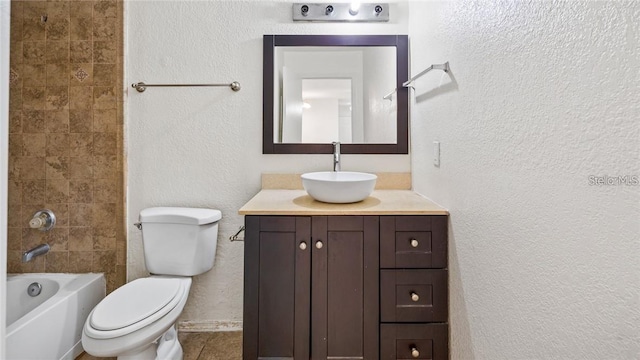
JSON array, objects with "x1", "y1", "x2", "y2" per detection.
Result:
[
  {"x1": 22, "y1": 244, "x2": 50, "y2": 263},
  {"x1": 333, "y1": 141, "x2": 341, "y2": 172}
]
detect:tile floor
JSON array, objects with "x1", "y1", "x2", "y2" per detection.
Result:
[{"x1": 76, "y1": 331, "x2": 243, "y2": 360}]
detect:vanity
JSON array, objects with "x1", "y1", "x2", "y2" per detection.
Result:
[{"x1": 240, "y1": 182, "x2": 450, "y2": 359}]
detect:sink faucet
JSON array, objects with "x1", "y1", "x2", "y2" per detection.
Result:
[
  {"x1": 332, "y1": 141, "x2": 341, "y2": 172},
  {"x1": 22, "y1": 244, "x2": 50, "y2": 263}
]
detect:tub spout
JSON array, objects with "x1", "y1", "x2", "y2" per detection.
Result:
[{"x1": 22, "y1": 244, "x2": 50, "y2": 263}]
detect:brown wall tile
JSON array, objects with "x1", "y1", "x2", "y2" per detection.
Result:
[
  {"x1": 46, "y1": 63, "x2": 69, "y2": 86},
  {"x1": 22, "y1": 133, "x2": 46, "y2": 156},
  {"x1": 46, "y1": 41, "x2": 69, "y2": 63},
  {"x1": 69, "y1": 133, "x2": 94, "y2": 157},
  {"x1": 69, "y1": 156, "x2": 93, "y2": 179},
  {"x1": 93, "y1": 109, "x2": 116, "y2": 132},
  {"x1": 70, "y1": 41, "x2": 92, "y2": 63},
  {"x1": 22, "y1": 110, "x2": 45, "y2": 133},
  {"x1": 9, "y1": 0, "x2": 125, "y2": 292},
  {"x1": 22, "y1": 64, "x2": 46, "y2": 87},
  {"x1": 92, "y1": 64, "x2": 114, "y2": 86},
  {"x1": 93, "y1": 41, "x2": 115, "y2": 63},
  {"x1": 69, "y1": 226, "x2": 93, "y2": 251},
  {"x1": 10, "y1": 110, "x2": 23, "y2": 133},
  {"x1": 23, "y1": 17, "x2": 46, "y2": 41},
  {"x1": 22, "y1": 87, "x2": 46, "y2": 110},
  {"x1": 70, "y1": 63, "x2": 93, "y2": 85},
  {"x1": 69, "y1": 86, "x2": 93, "y2": 110},
  {"x1": 45, "y1": 156, "x2": 70, "y2": 179},
  {"x1": 69, "y1": 109, "x2": 93, "y2": 132},
  {"x1": 18, "y1": 157, "x2": 46, "y2": 179},
  {"x1": 46, "y1": 134, "x2": 69, "y2": 156},
  {"x1": 69, "y1": 179, "x2": 93, "y2": 203},
  {"x1": 22, "y1": 179, "x2": 46, "y2": 204},
  {"x1": 45, "y1": 251, "x2": 69, "y2": 272},
  {"x1": 9, "y1": 134, "x2": 23, "y2": 157},
  {"x1": 70, "y1": 2, "x2": 93, "y2": 18},
  {"x1": 46, "y1": 179, "x2": 70, "y2": 203},
  {"x1": 45, "y1": 86, "x2": 69, "y2": 110},
  {"x1": 94, "y1": 1, "x2": 117, "y2": 18},
  {"x1": 45, "y1": 109, "x2": 70, "y2": 133}
]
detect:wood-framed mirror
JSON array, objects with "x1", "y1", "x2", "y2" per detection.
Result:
[{"x1": 263, "y1": 35, "x2": 409, "y2": 154}]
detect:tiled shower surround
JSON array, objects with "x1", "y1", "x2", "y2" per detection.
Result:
[{"x1": 7, "y1": 0, "x2": 125, "y2": 292}]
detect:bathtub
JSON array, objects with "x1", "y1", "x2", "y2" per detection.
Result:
[{"x1": 6, "y1": 273, "x2": 105, "y2": 360}]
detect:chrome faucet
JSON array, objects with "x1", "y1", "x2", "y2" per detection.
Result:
[
  {"x1": 332, "y1": 141, "x2": 341, "y2": 172},
  {"x1": 22, "y1": 244, "x2": 50, "y2": 263}
]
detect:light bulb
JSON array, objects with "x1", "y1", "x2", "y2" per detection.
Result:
[{"x1": 349, "y1": 2, "x2": 360, "y2": 15}]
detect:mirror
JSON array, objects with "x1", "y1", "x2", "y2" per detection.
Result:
[{"x1": 263, "y1": 35, "x2": 409, "y2": 154}]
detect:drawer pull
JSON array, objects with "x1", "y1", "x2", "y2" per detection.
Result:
[
  {"x1": 411, "y1": 292, "x2": 419, "y2": 302},
  {"x1": 315, "y1": 240, "x2": 323, "y2": 249},
  {"x1": 410, "y1": 239, "x2": 419, "y2": 248},
  {"x1": 299, "y1": 242, "x2": 307, "y2": 250},
  {"x1": 411, "y1": 346, "x2": 420, "y2": 358}
]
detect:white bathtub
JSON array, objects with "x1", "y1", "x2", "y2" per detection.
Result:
[{"x1": 6, "y1": 273, "x2": 105, "y2": 360}]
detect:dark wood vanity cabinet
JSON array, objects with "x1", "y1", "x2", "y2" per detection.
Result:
[
  {"x1": 243, "y1": 214, "x2": 448, "y2": 360},
  {"x1": 379, "y1": 216, "x2": 449, "y2": 360}
]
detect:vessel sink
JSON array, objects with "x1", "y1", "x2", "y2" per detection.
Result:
[{"x1": 301, "y1": 171, "x2": 377, "y2": 204}]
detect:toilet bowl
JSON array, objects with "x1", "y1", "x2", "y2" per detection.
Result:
[{"x1": 82, "y1": 207, "x2": 221, "y2": 360}]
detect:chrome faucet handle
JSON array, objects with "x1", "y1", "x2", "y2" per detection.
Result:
[{"x1": 332, "y1": 141, "x2": 341, "y2": 172}]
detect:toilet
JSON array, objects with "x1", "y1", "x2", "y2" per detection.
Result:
[{"x1": 82, "y1": 207, "x2": 222, "y2": 360}]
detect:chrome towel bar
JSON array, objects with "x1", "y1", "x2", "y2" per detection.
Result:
[
  {"x1": 131, "y1": 81, "x2": 241, "y2": 93},
  {"x1": 403, "y1": 61, "x2": 449, "y2": 88},
  {"x1": 230, "y1": 226, "x2": 245, "y2": 242},
  {"x1": 383, "y1": 62, "x2": 450, "y2": 100}
]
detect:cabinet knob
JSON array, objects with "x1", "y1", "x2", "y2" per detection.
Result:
[
  {"x1": 299, "y1": 242, "x2": 307, "y2": 250},
  {"x1": 411, "y1": 346, "x2": 420, "y2": 358},
  {"x1": 315, "y1": 240, "x2": 323, "y2": 249},
  {"x1": 410, "y1": 239, "x2": 419, "y2": 248},
  {"x1": 411, "y1": 292, "x2": 419, "y2": 302}
]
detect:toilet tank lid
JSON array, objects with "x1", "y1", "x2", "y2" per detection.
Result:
[{"x1": 139, "y1": 207, "x2": 222, "y2": 225}]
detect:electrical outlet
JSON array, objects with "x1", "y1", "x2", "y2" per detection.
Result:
[{"x1": 433, "y1": 141, "x2": 440, "y2": 167}]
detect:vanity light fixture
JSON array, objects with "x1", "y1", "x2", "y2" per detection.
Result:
[
  {"x1": 349, "y1": 2, "x2": 360, "y2": 15},
  {"x1": 293, "y1": 3, "x2": 389, "y2": 22}
]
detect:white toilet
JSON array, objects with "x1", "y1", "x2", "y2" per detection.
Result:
[{"x1": 82, "y1": 207, "x2": 222, "y2": 360}]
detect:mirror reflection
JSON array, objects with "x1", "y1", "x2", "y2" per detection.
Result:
[{"x1": 274, "y1": 46, "x2": 397, "y2": 144}]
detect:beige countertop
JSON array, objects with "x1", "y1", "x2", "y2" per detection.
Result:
[{"x1": 239, "y1": 189, "x2": 449, "y2": 216}]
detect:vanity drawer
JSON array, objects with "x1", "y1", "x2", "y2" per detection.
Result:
[
  {"x1": 380, "y1": 269, "x2": 448, "y2": 323},
  {"x1": 380, "y1": 324, "x2": 448, "y2": 360},
  {"x1": 381, "y1": 216, "x2": 447, "y2": 269}
]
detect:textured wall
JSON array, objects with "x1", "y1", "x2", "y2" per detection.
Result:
[
  {"x1": 126, "y1": 1, "x2": 410, "y2": 325},
  {"x1": 7, "y1": 0, "x2": 125, "y2": 293},
  {"x1": 408, "y1": 1, "x2": 639, "y2": 359}
]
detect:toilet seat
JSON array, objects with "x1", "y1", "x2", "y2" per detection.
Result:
[{"x1": 84, "y1": 277, "x2": 189, "y2": 340}]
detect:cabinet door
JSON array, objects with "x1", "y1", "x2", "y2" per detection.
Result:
[
  {"x1": 311, "y1": 216, "x2": 379, "y2": 360},
  {"x1": 243, "y1": 216, "x2": 311, "y2": 360}
]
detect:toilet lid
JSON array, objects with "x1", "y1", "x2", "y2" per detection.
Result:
[{"x1": 90, "y1": 277, "x2": 183, "y2": 331}]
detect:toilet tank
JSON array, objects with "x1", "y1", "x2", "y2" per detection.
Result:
[{"x1": 138, "y1": 207, "x2": 222, "y2": 276}]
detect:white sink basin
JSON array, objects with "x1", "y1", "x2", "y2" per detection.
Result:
[{"x1": 301, "y1": 171, "x2": 377, "y2": 204}]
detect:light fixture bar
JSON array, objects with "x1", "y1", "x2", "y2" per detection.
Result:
[{"x1": 293, "y1": 3, "x2": 389, "y2": 22}]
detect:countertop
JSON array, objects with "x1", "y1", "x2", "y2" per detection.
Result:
[{"x1": 238, "y1": 189, "x2": 449, "y2": 216}]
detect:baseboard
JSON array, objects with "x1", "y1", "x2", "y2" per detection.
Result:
[{"x1": 177, "y1": 320, "x2": 243, "y2": 333}]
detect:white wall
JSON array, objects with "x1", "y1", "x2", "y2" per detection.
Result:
[
  {"x1": 0, "y1": 0, "x2": 9, "y2": 356},
  {"x1": 408, "y1": 1, "x2": 639, "y2": 359},
  {"x1": 126, "y1": 1, "x2": 409, "y2": 326},
  {"x1": 362, "y1": 46, "x2": 396, "y2": 143}
]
